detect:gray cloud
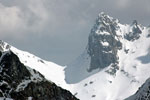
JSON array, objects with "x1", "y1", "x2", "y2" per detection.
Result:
[
  {"x1": 0, "y1": 0, "x2": 49, "y2": 39},
  {"x1": 0, "y1": 0, "x2": 150, "y2": 65}
]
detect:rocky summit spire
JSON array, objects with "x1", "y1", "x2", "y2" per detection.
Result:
[
  {"x1": 97, "y1": 12, "x2": 119, "y2": 26},
  {"x1": 132, "y1": 20, "x2": 138, "y2": 26},
  {"x1": 91, "y1": 12, "x2": 120, "y2": 36},
  {"x1": 124, "y1": 20, "x2": 142, "y2": 41},
  {"x1": 87, "y1": 12, "x2": 122, "y2": 73}
]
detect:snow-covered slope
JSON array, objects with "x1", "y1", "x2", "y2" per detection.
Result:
[
  {"x1": 126, "y1": 78, "x2": 150, "y2": 100},
  {"x1": 0, "y1": 40, "x2": 69, "y2": 89},
  {"x1": 0, "y1": 48, "x2": 78, "y2": 100},
  {"x1": 65, "y1": 12, "x2": 150, "y2": 100},
  {"x1": 1, "y1": 12, "x2": 150, "y2": 100}
]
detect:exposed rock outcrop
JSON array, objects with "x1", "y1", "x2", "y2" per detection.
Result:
[
  {"x1": 87, "y1": 12, "x2": 122, "y2": 73},
  {"x1": 124, "y1": 20, "x2": 142, "y2": 41},
  {"x1": 0, "y1": 50, "x2": 78, "y2": 100}
]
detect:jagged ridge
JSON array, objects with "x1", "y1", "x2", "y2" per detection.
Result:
[{"x1": 0, "y1": 49, "x2": 78, "y2": 100}]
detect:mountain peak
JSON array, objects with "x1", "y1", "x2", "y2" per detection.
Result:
[
  {"x1": 0, "y1": 40, "x2": 10, "y2": 52},
  {"x1": 97, "y1": 12, "x2": 119, "y2": 25},
  {"x1": 132, "y1": 20, "x2": 138, "y2": 26},
  {"x1": 86, "y1": 12, "x2": 122, "y2": 73},
  {"x1": 98, "y1": 12, "x2": 111, "y2": 19}
]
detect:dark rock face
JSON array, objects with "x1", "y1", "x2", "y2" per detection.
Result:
[
  {"x1": 0, "y1": 51, "x2": 78, "y2": 100},
  {"x1": 0, "y1": 40, "x2": 11, "y2": 52},
  {"x1": 87, "y1": 12, "x2": 122, "y2": 73},
  {"x1": 126, "y1": 78, "x2": 150, "y2": 100},
  {"x1": 125, "y1": 20, "x2": 142, "y2": 41},
  {"x1": 11, "y1": 81, "x2": 77, "y2": 100}
]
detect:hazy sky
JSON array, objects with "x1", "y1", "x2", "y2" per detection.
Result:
[{"x1": 0, "y1": 0, "x2": 150, "y2": 65}]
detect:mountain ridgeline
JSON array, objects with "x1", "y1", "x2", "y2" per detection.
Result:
[{"x1": 0, "y1": 41, "x2": 78, "y2": 100}]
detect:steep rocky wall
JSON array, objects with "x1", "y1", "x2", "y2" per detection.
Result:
[
  {"x1": 0, "y1": 51, "x2": 78, "y2": 100},
  {"x1": 87, "y1": 12, "x2": 122, "y2": 73}
]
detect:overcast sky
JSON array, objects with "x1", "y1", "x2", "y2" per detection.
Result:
[{"x1": 0, "y1": 0, "x2": 150, "y2": 65}]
